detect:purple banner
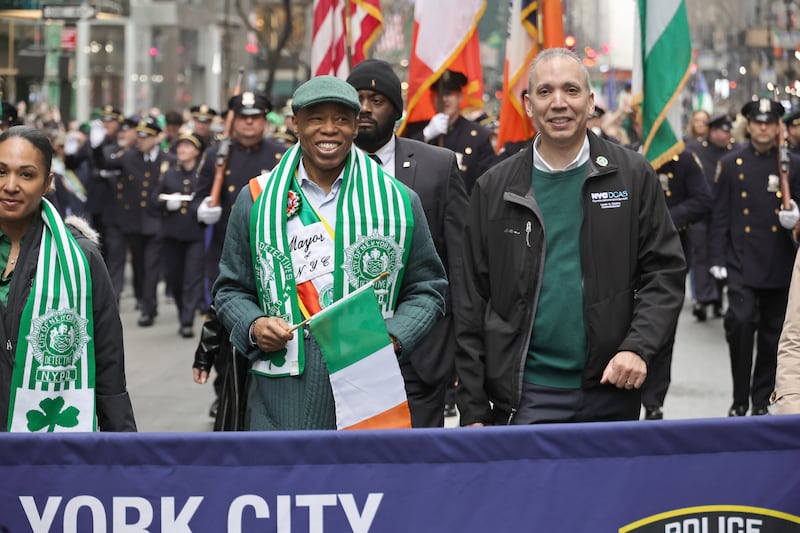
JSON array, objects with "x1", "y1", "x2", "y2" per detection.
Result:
[{"x1": 1, "y1": 416, "x2": 799, "y2": 531}]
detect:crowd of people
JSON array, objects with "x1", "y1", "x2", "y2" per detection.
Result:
[{"x1": 2, "y1": 47, "x2": 800, "y2": 432}]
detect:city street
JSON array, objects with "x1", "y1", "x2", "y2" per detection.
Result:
[{"x1": 124, "y1": 283, "x2": 738, "y2": 432}]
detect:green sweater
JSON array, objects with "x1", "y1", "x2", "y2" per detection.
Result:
[{"x1": 524, "y1": 164, "x2": 588, "y2": 389}]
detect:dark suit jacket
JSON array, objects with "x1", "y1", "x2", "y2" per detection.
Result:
[{"x1": 392, "y1": 136, "x2": 469, "y2": 384}]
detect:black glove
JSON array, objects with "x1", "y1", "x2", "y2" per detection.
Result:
[{"x1": 193, "y1": 305, "x2": 222, "y2": 373}]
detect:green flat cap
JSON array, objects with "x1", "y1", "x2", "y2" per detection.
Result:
[{"x1": 292, "y1": 76, "x2": 361, "y2": 114}]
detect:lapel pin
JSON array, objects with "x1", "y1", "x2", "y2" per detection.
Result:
[
  {"x1": 596, "y1": 156, "x2": 608, "y2": 167},
  {"x1": 403, "y1": 161, "x2": 411, "y2": 168}
]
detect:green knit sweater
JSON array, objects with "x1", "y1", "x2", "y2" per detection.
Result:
[{"x1": 524, "y1": 163, "x2": 588, "y2": 389}]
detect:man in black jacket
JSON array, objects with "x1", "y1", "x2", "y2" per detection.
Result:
[
  {"x1": 346, "y1": 59, "x2": 468, "y2": 427},
  {"x1": 454, "y1": 48, "x2": 685, "y2": 426}
]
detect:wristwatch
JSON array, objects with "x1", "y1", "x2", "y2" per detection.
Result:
[{"x1": 248, "y1": 319, "x2": 258, "y2": 348}]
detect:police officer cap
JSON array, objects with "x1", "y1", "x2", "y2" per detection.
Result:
[
  {"x1": 431, "y1": 69, "x2": 468, "y2": 93},
  {"x1": 228, "y1": 92, "x2": 272, "y2": 116},
  {"x1": 741, "y1": 98, "x2": 785, "y2": 123},
  {"x1": 589, "y1": 106, "x2": 606, "y2": 119},
  {"x1": 136, "y1": 115, "x2": 162, "y2": 137},
  {"x1": 99, "y1": 105, "x2": 123, "y2": 123},
  {"x1": 707, "y1": 113, "x2": 732, "y2": 131},
  {"x1": 784, "y1": 109, "x2": 800, "y2": 128},
  {"x1": 346, "y1": 59, "x2": 404, "y2": 116},
  {"x1": 291, "y1": 76, "x2": 361, "y2": 114},
  {"x1": 176, "y1": 131, "x2": 205, "y2": 152},
  {"x1": 190, "y1": 104, "x2": 217, "y2": 122},
  {"x1": 120, "y1": 114, "x2": 140, "y2": 131}
]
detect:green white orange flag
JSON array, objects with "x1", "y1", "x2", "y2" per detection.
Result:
[
  {"x1": 308, "y1": 281, "x2": 410, "y2": 430},
  {"x1": 633, "y1": 0, "x2": 692, "y2": 168}
]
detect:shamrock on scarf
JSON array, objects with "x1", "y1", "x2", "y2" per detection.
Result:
[
  {"x1": 268, "y1": 348, "x2": 287, "y2": 369},
  {"x1": 26, "y1": 396, "x2": 80, "y2": 432}
]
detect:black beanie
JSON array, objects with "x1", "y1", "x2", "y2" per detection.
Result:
[{"x1": 347, "y1": 59, "x2": 404, "y2": 117}]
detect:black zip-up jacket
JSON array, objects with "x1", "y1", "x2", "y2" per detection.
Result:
[
  {"x1": 454, "y1": 132, "x2": 686, "y2": 425},
  {"x1": 0, "y1": 214, "x2": 137, "y2": 431}
]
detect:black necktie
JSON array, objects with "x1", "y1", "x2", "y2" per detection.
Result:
[{"x1": 368, "y1": 153, "x2": 382, "y2": 165}]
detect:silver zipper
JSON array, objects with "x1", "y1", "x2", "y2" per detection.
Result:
[
  {"x1": 6, "y1": 340, "x2": 11, "y2": 350},
  {"x1": 507, "y1": 408, "x2": 517, "y2": 425},
  {"x1": 525, "y1": 221, "x2": 531, "y2": 247}
]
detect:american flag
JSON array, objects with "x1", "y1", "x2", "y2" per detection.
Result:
[
  {"x1": 311, "y1": 0, "x2": 383, "y2": 78},
  {"x1": 311, "y1": 0, "x2": 348, "y2": 77}
]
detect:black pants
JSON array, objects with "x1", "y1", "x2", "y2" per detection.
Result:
[
  {"x1": 125, "y1": 233, "x2": 162, "y2": 317},
  {"x1": 400, "y1": 360, "x2": 446, "y2": 427},
  {"x1": 688, "y1": 219, "x2": 720, "y2": 305},
  {"x1": 505, "y1": 382, "x2": 641, "y2": 425},
  {"x1": 94, "y1": 215, "x2": 125, "y2": 302},
  {"x1": 724, "y1": 283, "x2": 788, "y2": 410},
  {"x1": 163, "y1": 238, "x2": 204, "y2": 327}
]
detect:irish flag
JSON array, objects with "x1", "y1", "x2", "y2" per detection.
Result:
[
  {"x1": 634, "y1": 0, "x2": 692, "y2": 168},
  {"x1": 308, "y1": 282, "x2": 411, "y2": 430}
]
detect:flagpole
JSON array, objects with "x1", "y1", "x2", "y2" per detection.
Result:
[
  {"x1": 288, "y1": 271, "x2": 390, "y2": 333},
  {"x1": 345, "y1": 0, "x2": 353, "y2": 71}
]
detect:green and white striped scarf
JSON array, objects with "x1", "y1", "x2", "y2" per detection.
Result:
[
  {"x1": 250, "y1": 143, "x2": 413, "y2": 377},
  {"x1": 7, "y1": 199, "x2": 96, "y2": 432}
]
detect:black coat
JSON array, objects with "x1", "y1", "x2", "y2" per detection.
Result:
[
  {"x1": 406, "y1": 116, "x2": 496, "y2": 194},
  {"x1": 710, "y1": 143, "x2": 800, "y2": 288},
  {"x1": 393, "y1": 137, "x2": 468, "y2": 385},
  {"x1": 657, "y1": 150, "x2": 712, "y2": 232},
  {"x1": 455, "y1": 133, "x2": 686, "y2": 424},
  {"x1": 115, "y1": 149, "x2": 172, "y2": 235},
  {"x1": 152, "y1": 161, "x2": 205, "y2": 242},
  {"x1": 0, "y1": 214, "x2": 136, "y2": 431}
]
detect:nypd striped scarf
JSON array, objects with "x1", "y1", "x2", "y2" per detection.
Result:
[
  {"x1": 7, "y1": 199, "x2": 96, "y2": 432},
  {"x1": 250, "y1": 143, "x2": 413, "y2": 377}
]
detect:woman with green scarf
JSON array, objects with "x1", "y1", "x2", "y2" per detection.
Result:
[{"x1": 0, "y1": 126, "x2": 136, "y2": 432}]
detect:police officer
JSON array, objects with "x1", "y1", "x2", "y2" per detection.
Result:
[
  {"x1": 190, "y1": 104, "x2": 218, "y2": 149},
  {"x1": 192, "y1": 91, "x2": 286, "y2": 416},
  {"x1": 586, "y1": 105, "x2": 621, "y2": 144},
  {"x1": 687, "y1": 114, "x2": 735, "y2": 320},
  {"x1": 193, "y1": 92, "x2": 286, "y2": 300},
  {"x1": 88, "y1": 106, "x2": 129, "y2": 301},
  {"x1": 153, "y1": 132, "x2": 206, "y2": 338},
  {"x1": 709, "y1": 98, "x2": 800, "y2": 416},
  {"x1": 642, "y1": 150, "x2": 711, "y2": 419},
  {"x1": 403, "y1": 69, "x2": 496, "y2": 193},
  {"x1": 115, "y1": 116, "x2": 172, "y2": 327},
  {"x1": 784, "y1": 109, "x2": 800, "y2": 154}
]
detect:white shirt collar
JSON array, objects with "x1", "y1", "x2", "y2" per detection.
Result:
[
  {"x1": 373, "y1": 136, "x2": 396, "y2": 174},
  {"x1": 532, "y1": 133, "x2": 591, "y2": 172},
  {"x1": 145, "y1": 146, "x2": 160, "y2": 162}
]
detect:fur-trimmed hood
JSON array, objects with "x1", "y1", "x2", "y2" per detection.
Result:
[{"x1": 65, "y1": 215, "x2": 101, "y2": 246}]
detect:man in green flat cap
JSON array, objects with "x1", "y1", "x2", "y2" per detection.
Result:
[{"x1": 213, "y1": 75, "x2": 447, "y2": 430}]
